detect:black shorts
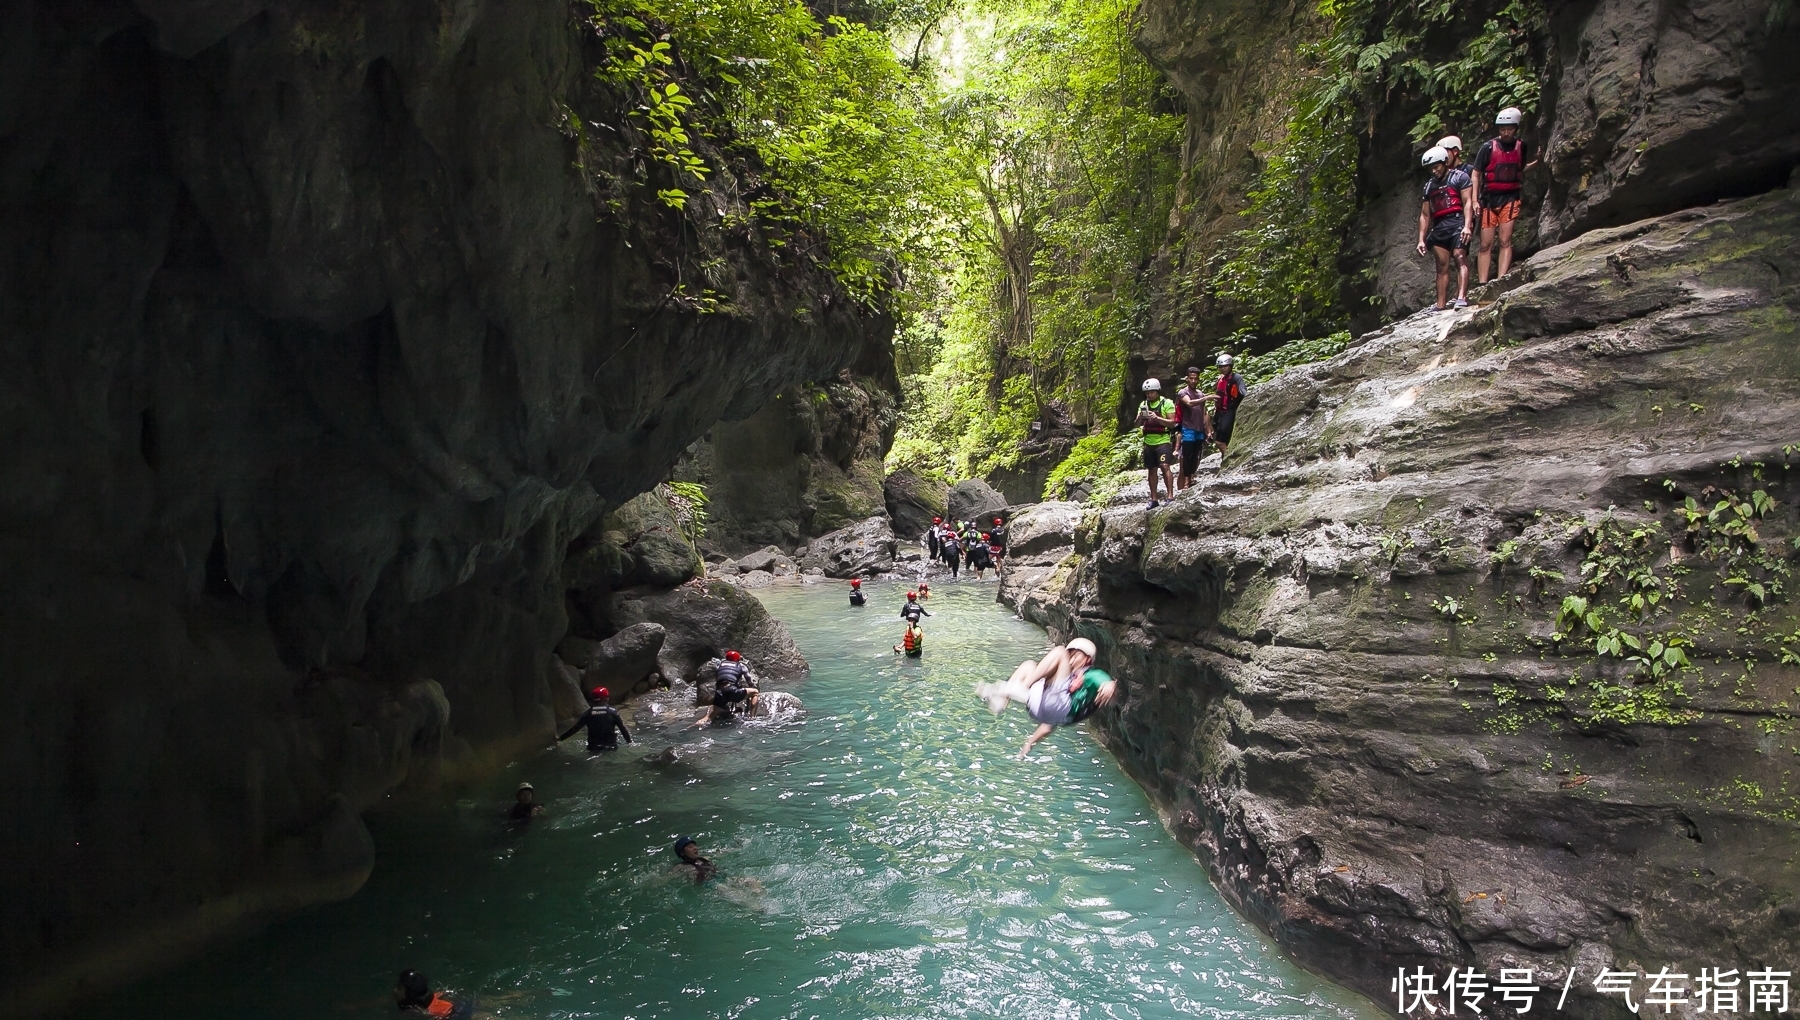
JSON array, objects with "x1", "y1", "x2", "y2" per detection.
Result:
[
  {"x1": 1180, "y1": 435, "x2": 1205, "y2": 474},
  {"x1": 1142, "y1": 443, "x2": 1172, "y2": 470},
  {"x1": 1212, "y1": 408, "x2": 1237, "y2": 445},
  {"x1": 1426, "y1": 216, "x2": 1466, "y2": 252}
]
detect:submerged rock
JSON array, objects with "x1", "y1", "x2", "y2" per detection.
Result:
[{"x1": 1008, "y1": 191, "x2": 1800, "y2": 1017}]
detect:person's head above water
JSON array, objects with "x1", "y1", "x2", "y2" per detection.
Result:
[
  {"x1": 395, "y1": 970, "x2": 431, "y2": 1006},
  {"x1": 516, "y1": 781, "x2": 535, "y2": 803},
  {"x1": 673, "y1": 836, "x2": 701, "y2": 862},
  {"x1": 589, "y1": 685, "x2": 610, "y2": 705},
  {"x1": 850, "y1": 579, "x2": 861, "y2": 588},
  {"x1": 725, "y1": 650, "x2": 741, "y2": 662}
]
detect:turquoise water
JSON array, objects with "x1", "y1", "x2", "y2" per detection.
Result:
[{"x1": 86, "y1": 579, "x2": 1380, "y2": 1020}]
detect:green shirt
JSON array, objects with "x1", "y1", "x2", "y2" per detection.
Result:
[{"x1": 1138, "y1": 398, "x2": 1177, "y2": 446}]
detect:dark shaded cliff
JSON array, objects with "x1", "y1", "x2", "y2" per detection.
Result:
[
  {"x1": 0, "y1": 1, "x2": 878, "y2": 1011},
  {"x1": 1004, "y1": 188, "x2": 1800, "y2": 1017}
]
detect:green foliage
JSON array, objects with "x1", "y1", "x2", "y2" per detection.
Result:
[
  {"x1": 889, "y1": 0, "x2": 1183, "y2": 479},
  {"x1": 1236, "y1": 330, "x2": 1358, "y2": 386},
  {"x1": 663, "y1": 480, "x2": 710, "y2": 542},
  {"x1": 1043, "y1": 431, "x2": 1139, "y2": 503},
  {"x1": 585, "y1": 0, "x2": 958, "y2": 304}
]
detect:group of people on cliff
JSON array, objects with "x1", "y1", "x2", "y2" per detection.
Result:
[
  {"x1": 1417, "y1": 106, "x2": 1538, "y2": 312},
  {"x1": 1135, "y1": 359, "x2": 1246, "y2": 508}
]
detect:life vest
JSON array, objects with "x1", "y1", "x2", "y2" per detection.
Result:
[
  {"x1": 426, "y1": 993, "x2": 456, "y2": 1018},
  {"x1": 1139, "y1": 398, "x2": 1174, "y2": 434},
  {"x1": 902, "y1": 629, "x2": 920, "y2": 652},
  {"x1": 715, "y1": 660, "x2": 745, "y2": 687},
  {"x1": 1215, "y1": 373, "x2": 1244, "y2": 414},
  {"x1": 1426, "y1": 175, "x2": 1463, "y2": 219},
  {"x1": 1483, "y1": 138, "x2": 1523, "y2": 193}
]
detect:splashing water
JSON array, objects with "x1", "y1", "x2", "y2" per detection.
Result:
[{"x1": 84, "y1": 580, "x2": 1381, "y2": 1020}]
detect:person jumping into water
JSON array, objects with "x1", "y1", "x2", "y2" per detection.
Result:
[{"x1": 977, "y1": 637, "x2": 1118, "y2": 758}]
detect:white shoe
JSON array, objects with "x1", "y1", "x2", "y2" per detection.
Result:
[{"x1": 976, "y1": 683, "x2": 1010, "y2": 715}]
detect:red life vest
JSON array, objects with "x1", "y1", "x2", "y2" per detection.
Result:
[
  {"x1": 902, "y1": 629, "x2": 919, "y2": 652},
  {"x1": 1483, "y1": 138, "x2": 1523, "y2": 193},
  {"x1": 1215, "y1": 373, "x2": 1244, "y2": 413},
  {"x1": 1427, "y1": 175, "x2": 1463, "y2": 220},
  {"x1": 426, "y1": 994, "x2": 456, "y2": 1018}
]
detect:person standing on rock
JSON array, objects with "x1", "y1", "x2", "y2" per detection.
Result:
[
  {"x1": 901, "y1": 590, "x2": 931, "y2": 624},
  {"x1": 1211, "y1": 354, "x2": 1247, "y2": 462},
  {"x1": 927, "y1": 517, "x2": 942, "y2": 560},
  {"x1": 1136, "y1": 378, "x2": 1179, "y2": 508},
  {"x1": 1437, "y1": 135, "x2": 1474, "y2": 307},
  {"x1": 849, "y1": 578, "x2": 866, "y2": 607},
  {"x1": 558, "y1": 687, "x2": 632, "y2": 752},
  {"x1": 1473, "y1": 107, "x2": 1537, "y2": 284},
  {"x1": 1175, "y1": 366, "x2": 1214, "y2": 490},
  {"x1": 692, "y1": 652, "x2": 759, "y2": 727},
  {"x1": 976, "y1": 637, "x2": 1119, "y2": 759},
  {"x1": 1416, "y1": 144, "x2": 1474, "y2": 311}
]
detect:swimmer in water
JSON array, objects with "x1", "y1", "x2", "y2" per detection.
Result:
[
  {"x1": 917, "y1": 582, "x2": 930, "y2": 600},
  {"x1": 849, "y1": 578, "x2": 866, "y2": 606},
  {"x1": 394, "y1": 970, "x2": 472, "y2": 1017},
  {"x1": 894, "y1": 621, "x2": 923, "y2": 658},
  {"x1": 977, "y1": 637, "x2": 1119, "y2": 758},
  {"x1": 506, "y1": 782, "x2": 543, "y2": 828},
  {"x1": 673, "y1": 835, "x2": 718, "y2": 882}
]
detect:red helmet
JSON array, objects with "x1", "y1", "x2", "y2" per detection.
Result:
[
  {"x1": 932, "y1": 517, "x2": 942, "y2": 523},
  {"x1": 906, "y1": 591, "x2": 917, "y2": 600},
  {"x1": 982, "y1": 533, "x2": 990, "y2": 540},
  {"x1": 725, "y1": 650, "x2": 741, "y2": 662},
  {"x1": 919, "y1": 582, "x2": 929, "y2": 589},
  {"x1": 994, "y1": 517, "x2": 1002, "y2": 524},
  {"x1": 589, "y1": 686, "x2": 610, "y2": 702},
  {"x1": 850, "y1": 579, "x2": 861, "y2": 587}
]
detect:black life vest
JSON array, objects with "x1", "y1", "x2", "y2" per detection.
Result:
[
  {"x1": 1427, "y1": 175, "x2": 1463, "y2": 219},
  {"x1": 715, "y1": 660, "x2": 745, "y2": 687},
  {"x1": 1483, "y1": 139, "x2": 1523, "y2": 193}
]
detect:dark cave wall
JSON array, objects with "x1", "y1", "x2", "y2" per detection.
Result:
[{"x1": 0, "y1": 1, "x2": 878, "y2": 1011}]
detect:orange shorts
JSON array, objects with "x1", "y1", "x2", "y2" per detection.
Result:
[{"x1": 1480, "y1": 199, "x2": 1521, "y2": 229}]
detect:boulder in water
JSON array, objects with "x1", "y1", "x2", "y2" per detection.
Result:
[
  {"x1": 947, "y1": 478, "x2": 1007, "y2": 524},
  {"x1": 732, "y1": 545, "x2": 795, "y2": 574},
  {"x1": 884, "y1": 469, "x2": 948, "y2": 538},
  {"x1": 583, "y1": 622, "x2": 666, "y2": 694},
  {"x1": 612, "y1": 580, "x2": 806, "y2": 684},
  {"x1": 797, "y1": 515, "x2": 896, "y2": 577}
]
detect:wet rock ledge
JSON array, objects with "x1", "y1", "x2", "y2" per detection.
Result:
[{"x1": 1002, "y1": 190, "x2": 1800, "y2": 1018}]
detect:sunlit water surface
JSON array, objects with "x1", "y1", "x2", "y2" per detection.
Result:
[{"x1": 87, "y1": 579, "x2": 1380, "y2": 1020}]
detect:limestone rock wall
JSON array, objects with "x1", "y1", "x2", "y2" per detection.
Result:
[
  {"x1": 1005, "y1": 190, "x2": 1800, "y2": 1018},
  {"x1": 0, "y1": 1, "x2": 874, "y2": 1011}
]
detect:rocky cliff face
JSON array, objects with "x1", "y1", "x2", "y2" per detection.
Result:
[
  {"x1": 675, "y1": 371, "x2": 899, "y2": 555},
  {"x1": 1134, "y1": 0, "x2": 1800, "y2": 361},
  {"x1": 0, "y1": 1, "x2": 874, "y2": 1011},
  {"x1": 1004, "y1": 189, "x2": 1800, "y2": 1018}
]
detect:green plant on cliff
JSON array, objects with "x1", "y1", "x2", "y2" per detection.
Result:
[
  {"x1": 1043, "y1": 431, "x2": 1139, "y2": 503},
  {"x1": 585, "y1": 0, "x2": 958, "y2": 304}
]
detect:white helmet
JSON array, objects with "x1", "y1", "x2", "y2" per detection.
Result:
[
  {"x1": 1437, "y1": 135, "x2": 1462, "y2": 151},
  {"x1": 1216, "y1": 353, "x2": 1233, "y2": 367},
  {"x1": 1495, "y1": 107, "x2": 1523, "y2": 126},
  {"x1": 1421, "y1": 146, "x2": 1450, "y2": 167},
  {"x1": 1067, "y1": 637, "x2": 1098, "y2": 659},
  {"x1": 1141, "y1": 378, "x2": 1161, "y2": 392}
]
